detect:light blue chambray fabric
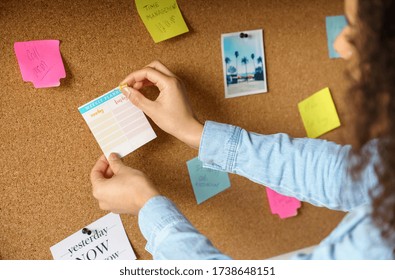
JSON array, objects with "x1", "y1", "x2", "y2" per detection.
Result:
[{"x1": 138, "y1": 121, "x2": 393, "y2": 259}]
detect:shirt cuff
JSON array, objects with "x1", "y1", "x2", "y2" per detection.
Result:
[
  {"x1": 138, "y1": 195, "x2": 188, "y2": 254},
  {"x1": 199, "y1": 121, "x2": 242, "y2": 172}
]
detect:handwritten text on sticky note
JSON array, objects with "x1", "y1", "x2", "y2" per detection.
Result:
[
  {"x1": 298, "y1": 87, "x2": 341, "y2": 138},
  {"x1": 187, "y1": 157, "x2": 230, "y2": 204},
  {"x1": 135, "y1": 0, "x2": 189, "y2": 43},
  {"x1": 265, "y1": 188, "x2": 301, "y2": 219},
  {"x1": 14, "y1": 40, "x2": 66, "y2": 88}
]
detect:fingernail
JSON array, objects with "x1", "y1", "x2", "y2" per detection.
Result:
[
  {"x1": 119, "y1": 83, "x2": 131, "y2": 97},
  {"x1": 110, "y1": 153, "x2": 120, "y2": 160},
  {"x1": 121, "y1": 86, "x2": 132, "y2": 99}
]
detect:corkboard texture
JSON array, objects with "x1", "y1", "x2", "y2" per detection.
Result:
[{"x1": 0, "y1": 0, "x2": 348, "y2": 260}]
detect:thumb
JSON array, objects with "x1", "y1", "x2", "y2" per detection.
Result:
[
  {"x1": 108, "y1": 153, "x2": 124, "y2": 174},
  {"x1": 121, "y1": 86, "x2": 154, "y2": 116}
]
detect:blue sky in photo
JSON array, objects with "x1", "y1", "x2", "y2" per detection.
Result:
[{"x1": 223, "y1": 31, "x2": 264, "y2": 74}]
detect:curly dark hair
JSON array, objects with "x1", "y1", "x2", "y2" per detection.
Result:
[{"x1": 348, "y1": 0, "x2": 395, "y2": 249}]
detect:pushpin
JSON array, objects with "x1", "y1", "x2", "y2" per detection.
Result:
[
  {"x1": 240, "y1": 33, "x2": 249, "y2": 38},
  {"x1": 119, "y1": 82, "x2": 132, "y2": 98},
  {"x1": 82, "y1": 228, "x2": 92, "y2": 235}
]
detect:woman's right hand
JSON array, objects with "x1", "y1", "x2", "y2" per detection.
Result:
[{"x1": 119, "y1": 61, "x2": 203, "y2": 149}]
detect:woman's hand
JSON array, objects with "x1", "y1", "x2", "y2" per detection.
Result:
[
  {"x1": 90, "y1": 153, "x2": 160, "y2": 215},
  {"x1": 120, "y1": 60, "x2": 203, "y2": 149}
]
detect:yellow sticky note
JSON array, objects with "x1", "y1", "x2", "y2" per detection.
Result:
[
  {"x1": 298, "y1": 87, "x2": 341, "y2": 138},
  {"x1": 135, "y1": 0, "x2": 189, "y2": 43}
]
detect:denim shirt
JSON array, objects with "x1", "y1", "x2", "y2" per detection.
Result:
[{"x1": 138, "y1": 121, "x2": 393, "y2": 259}]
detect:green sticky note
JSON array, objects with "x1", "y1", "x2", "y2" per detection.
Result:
[
  {"x1": 298, "y1": 87, "x2": 341, "y2": 138},
  {"x1": 135, "y1": 0, "x2": 189, "y2": 43},
  {"x1": 187, "y1": 157, "x2": 231, "y2": 204}
]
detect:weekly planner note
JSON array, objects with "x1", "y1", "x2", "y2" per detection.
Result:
[
  {"x1": 50, "y1": 213, "x2": 136, "y2": 260},
  {"x1": 135, "y1": 0, "x2": 189, "y2": 43},
  {"x1": 14, "y1": 40, "x2": 66, "y2": 88},
  {"x1": 78, "y1": 87, "x2": 156, "y2": 159}
]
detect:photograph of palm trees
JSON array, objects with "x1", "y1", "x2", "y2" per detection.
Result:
[{"x1": 221, "y1": 29, "x2": 267, "y2": 98}]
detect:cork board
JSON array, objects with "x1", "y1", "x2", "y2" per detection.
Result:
[{"x1": 0, "y1": 0, "x2": 348, "y2": 260}]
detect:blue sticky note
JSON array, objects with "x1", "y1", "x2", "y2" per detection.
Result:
[
  {"x1": 186, "y1": 157, "x2": 231, "y2": 204},
  {"x1": 325, "y1": 15, "x2": 347, "y2": 58}
]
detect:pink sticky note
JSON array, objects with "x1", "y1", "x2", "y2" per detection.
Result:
[
  {"x1": 265, "y1": 188, "x2": 301, "y2": 219},
  {"x1": 14, "y1": 40, "x2": 66, "y2": 88}
]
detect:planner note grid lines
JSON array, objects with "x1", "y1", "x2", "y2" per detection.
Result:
[{"x1": 79, "y1": 88, "x2": 156, "y2": 158}]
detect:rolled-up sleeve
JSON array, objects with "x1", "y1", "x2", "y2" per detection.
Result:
[{"x1": 199, "y1": 121, "x2": 377, "y2": 211}]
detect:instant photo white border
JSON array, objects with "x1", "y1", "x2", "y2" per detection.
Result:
[{"x1": 221, "y1": 29, "x2": 268, "y2": 98}]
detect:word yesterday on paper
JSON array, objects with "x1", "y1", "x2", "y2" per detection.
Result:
[{"x1": 51, "y1": 213, "x2": 136, "y2": 260}]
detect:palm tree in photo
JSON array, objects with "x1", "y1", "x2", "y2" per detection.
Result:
[
  {"x1": 234, "y1": 51, "x2": 239, "y2": 78},
  {"x1": 228, "y1": 66, "x2": 237, "y2": 75},
  {"x1": 256, "y1": 56, "x2": 264, "y2": 81},
  {"x1": 251, "y1": 53, "x2": 256, "y2": 75},
  {"x1": 224, "y1": 57, "x2": 231, "y2": 85},
  {"x1": 225, "y1": 57, "x2": 231, "y2": 74},
  {"x1": 257, "y1": 56, "x2": 263, "y2": 67},
  {"x1": 241, "y1": 56, "x2": 249, "y2": 82}
]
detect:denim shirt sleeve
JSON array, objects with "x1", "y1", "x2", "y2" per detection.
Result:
[
  {"x1": 137, "y1": 121, "x2": 383, "y2": 260},
  {"x1": 199, "y1": 121, "x2": 378, "y2": 211},
  {"x1": 138, "y1": 195, "x2": 231, "y2": 260}
]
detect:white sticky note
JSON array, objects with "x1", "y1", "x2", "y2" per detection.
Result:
[
  {"x1": 50, "y1": 213, "x2": 136, "y2": 260},
  {"x1": 78, "y1": 87, "x2": 156, "y2": 159}
]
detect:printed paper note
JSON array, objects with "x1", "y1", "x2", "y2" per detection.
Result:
[
  {"x1": 14, "y1": 40, "x2": 66, "y2": 88},
  {"x1": 265, "y1": 188, "x2": 301, "y2": 219},
  {"x1": 50, "y1": 213, "x2": 136, "y2": 260},
  {"x1": 298, "y1": 87, "x2": 341, "y2": 138},
  {"x1": 135, "y1": 0, "x2": 189, "y2": 43},
  {"x1": 187, "y1": 157, "x2": 230, "y2": 204},
  {"x1": 78, "y1": 87, "x2": 156, "y2": 159},
  {"x1": 325, "y1": 15, "x2": 347, "y2": 58}
]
